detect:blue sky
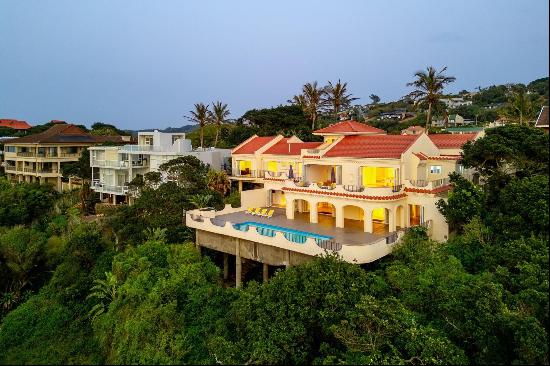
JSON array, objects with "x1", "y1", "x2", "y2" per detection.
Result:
[{"x1": 1, "y1": 0, "x2": 548, "y2": 129}]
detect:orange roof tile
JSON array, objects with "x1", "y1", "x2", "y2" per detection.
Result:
[
  {"x1": 6, "y1": 124, "x2": 97, "y2": 144},
  {"x1": 313, "y1": 120, "x2": 386, "y2": 135},
  {"x1": 263, "y1": 138, "x2": 322, "y2": 155},
  {"x1": 232, "y1": 135, "x2": 277, "y2": 154},
  {"x1": 324, "y1": 134, "x2": 419, "y2": 158},
  {"x1": 428, "y1": 133, "x2": 477, "y2": 149},
  {"x1": 0, "y1": 119, "x2": 32, "y2": 130}
]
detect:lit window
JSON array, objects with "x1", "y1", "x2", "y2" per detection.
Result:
[{"x1": 430, "y1": 165, "x2": 442, "y2": 174}]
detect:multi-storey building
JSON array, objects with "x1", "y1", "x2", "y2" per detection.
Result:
[
  {"x1": 2, "y1": 123, "x2": 125, "y2": 190},
  {"x1": 89, "y1": 130, "x2": 231, "y2": 204},
  {"x1": 186, "y1": 120, "x2": 479, "y2": 286}
]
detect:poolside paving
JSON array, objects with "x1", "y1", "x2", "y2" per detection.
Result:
[{"x1": 215, "y1": 208, "x2": 393, "y2": 245}]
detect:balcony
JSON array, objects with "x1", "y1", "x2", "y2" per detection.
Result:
[
  {"x1": 282, "y1": 181, "x2": 405, "y2": 200},
  {"x1": 186, "y1": 205, "x2": 406, "y2": 264},
  {"x1": 91, "y1": 181, "x2": 129, "y2": 195},
  {"x1": 59, "y1": 152, "x2": 80, "y2": 158},
  {"x1": 406, "y1": 178, "x2": 450, "y2": 190},
  {"x1": 16, "y1": 152, "x2": 36, "y2": 157},
  {"x1": 231, "y1": 169, "x2": 261, "y2": 179},
  {"x1": 120, "y1": 145, "x2": 155, "y2": 152},
  {"x1": 91, "y1": 159, "x2": 148, "y2": 168}
]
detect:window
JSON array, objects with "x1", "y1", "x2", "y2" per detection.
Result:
[
  {"x1": 6, "y1": 146, "x2": 16, "y2": 153},
  {"x1": 144, "y1": 136, "x2": 153, "y2": 146},
  {"x1": 172, "y1": 135, "x2": 183, "y2": 143},
  {"x1": 361, "y1": 167, "x2": 395, "y2": 187},
  {"x1": 430, "y1": 165, "x2": 442, "y2": 174}
]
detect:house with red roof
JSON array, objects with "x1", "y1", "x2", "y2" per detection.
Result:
[
  {"x1": 0, "y1": 119, "x2": 32, "y2": 130},
  {"x1": 186, "y1": 120, "x2": 480, "y2": 275}
]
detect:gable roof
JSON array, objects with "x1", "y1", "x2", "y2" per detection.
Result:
[
  {"x1": 324, "y1": 134, "x2": 420, "y2": 159},
  {"x1": 0, "y1": 119, "x2": 32, "y2": 130},
  {"x1": 5, "y1": 124, "x2": 97, "y2": 144},
  {"x1": 232, "y1": 135, "x2": 278, "y2": 154},
  {"x1": 313, "y1": 120, "x2": 386, "y2": 135},
  {"x1": 263, "y1": 138, "x2": 322, "y2": 155},
  {"x1": 428, "y1": 133, "x2": 477, "y2": 149},
  {"x1": 535, "y1": 106, "x2": 549, "y2": 128}
]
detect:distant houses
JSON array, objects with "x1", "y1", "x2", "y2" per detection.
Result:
[
  {"x1": 440, "y1": 97, "x2": 472, "y2": 108},
  {"x1": 378, "y1": 109, "x2": 415, "y2": 121},
  {"x1": 0, "y1": 119, "x2": 31, "y2": 130},
  {"x1": 535, "y1": 106, "x2": 549, "y2": 132}
]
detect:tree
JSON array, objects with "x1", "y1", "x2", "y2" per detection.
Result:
[
  {"x1": 189, "y1": 193, "x2": 214, "y2": 209},
  {"x1": 0, "y1": 178, "x2": 57, "y2": 226},
  {"x1": 86, "y1": 271, "x2": 118, "y2": 322},
  {"x1": 369, "y1": 94, "x2": 380, "y2": 104},
  {"x1": 207, "y1": 170, "x2": 231, "y2": 197},
  {"x1": 407, "y1": 66, "x2": 456, "y2": 133},
  {"x1": 187, "y1": 103, "x2": 211, "y2": 148},
  {"x1": 506, "y1": 86, "x2": 534, "y2": 125},
  {"x1": 289, "y1": 81, "x2": 326, "y2": 130},
  {"x1": 211, "y1": 101, "x2": 230, "y2": 147},
  {"x1": 324, "y1": 79, "x2": 359, "y2": 117}
]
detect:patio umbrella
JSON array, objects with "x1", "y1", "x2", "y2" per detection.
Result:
[
  {"x1": 330, "y1": 167, "x2": 336, "y2": 183},
  {"x1": 288, "y1": 165, "x2": 294, "y2": 179}
]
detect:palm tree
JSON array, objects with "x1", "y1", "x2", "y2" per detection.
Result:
[
  {"x1": 189, "y1": 193, "x2": 214, "y2": 209},
  {"x1": 289, "y1": 82, "x2": 326, "y2": 130},
  {"x1": 507, "y1": 86, "x2": 533, "y2": 125},
  {"x1": 207, "y1": 170, "x2": 231, "y2": 196},
  {"x1": 87, "y1": 271, "x2": 118, "y2": 322},
  {"x1": 187, "y1": 103, "x2": 211, "y2": 148},
  {"x1": 324, "y1": 79, "x2": 359, "y2": 117},
  {"x1": 210, "y1": 101, "x2": 230, "y2": 147},
  {"x1": 406, "y1": 66, "x2": 456, "y2": 133}
]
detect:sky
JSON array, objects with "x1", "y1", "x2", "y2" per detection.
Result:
[{"x1": 1, "y1": 0, "x2": 548, "y2": 130}]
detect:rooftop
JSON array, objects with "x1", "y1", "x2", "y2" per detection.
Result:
[
  {"x1": 536, "y1": 106, "x2": 548, "y2": 128},
  {"x1": 263, "y1": 138, "x2": 322, "y2": 155},
  {"x1": 313, "y1": 120, "x2": 386, "y2": 135},
  {"x1": 0, "y1": 119, "x2": 32, "y2": 130},
  {"x1": 232, "y1": 135, "x2": 278, "y2": 154},
  {"x1": 324, "y1": 134, "x2": 420, "y2": 158},
  {"x1": 5, "y1": 123, "x2": 121, "y2": 145},
  {"x1": 428, "y1": 133, "x2": 478, "y2": 149}
]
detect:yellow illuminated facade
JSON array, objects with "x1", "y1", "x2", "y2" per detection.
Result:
[{"x1": 361, "y1": 167, "x2": 395, "y2": 187}]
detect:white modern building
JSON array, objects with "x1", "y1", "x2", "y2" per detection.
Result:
[
  {"x1": 440, "y1": 97, "x2": 473, "y2": 108},
  {"x1": 89, "y1": 130, "x2": 231, "y2": 203}
]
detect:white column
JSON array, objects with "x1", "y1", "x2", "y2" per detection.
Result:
[
  {"x1": 286, "y1": 199, "x2": 295, "y2": 220},
  {"x1": 388, "y1": 208, "x2": 396, "y2": 232},
  {"x1": 365, "y1": 209, "x2": 373, "y2": 233},
  {"x1": 309, "y1": 201, "x2": 318, "y2": 223},
  {"x1": 335, "y1": 205, "x2": 344, "y2": 228}
]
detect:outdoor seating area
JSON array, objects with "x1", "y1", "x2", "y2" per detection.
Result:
[{"x1": 246, "y1": 207, "x2": 275, "y2": 218}]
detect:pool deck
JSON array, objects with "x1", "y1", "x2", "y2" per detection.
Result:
[{"x1": 215, "y1": 208, "x2": 392, "y2": 246}]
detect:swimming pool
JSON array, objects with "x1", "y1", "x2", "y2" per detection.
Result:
[{"x1": 232, "y1": 221, "x2": 333, "y2": 244}]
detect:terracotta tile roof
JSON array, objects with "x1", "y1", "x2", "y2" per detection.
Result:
[
  {"x1": 428, "y1": 133, "x2": 477, "y2": 149},
  {"x1": 414, "y1": 152, "x2": 461, "y2": 161},
  {"x1": 536, "y1": 106, "x2": 548, "y2": 127},
  {"x1": 0, "y1": 119, "x2": 32, "y2": 130},
  {"x1": 232, "y1": 135, "x2": 278, "y2": 154},
  {"x1": 313, "y1": 120, "x2": 386, "y2": 135},
  {"x1": 324, "y1": 134, "x2": 419, "y2": 158},
  {"x1": 263, "y1": 138, "x2": 322, "y2": 155},
  {"x1": 5, "y1": 124, "x2": 97, "y2": 144}
]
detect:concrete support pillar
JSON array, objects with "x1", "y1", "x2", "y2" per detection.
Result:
[
  {"x1": 286, "y1": 200, "x2": 295, "y2": 220},
  {"x1": 365, "y1": 209, "x2": 373, "y2": 233},
  {"x1": 195, "y1": 230, "x2": 201, "y2": 254},
  {"x1": 235, "y1": 239, "x2": 242, "y2": 288},
  {"x1": 262, "y1": 263, "x2": 269, "y2": 283},
  {"x1": 112, "y1": 194, "x2": 117, "y2": 205},
  {"x1": 399, "y1": 206, "x2": 406, "y2": 229},
  {"x1": 335, "y1": 205, "x2": 344, "y2": 228},
  {"x1": 238, "y1": 180, "x2": 243, "y2": 192},
  {"x1": 285, "y1": 249, "x2": 291, "y2": 268},
  {"x1": 57, "y1": 176, "x2": 62, "y2": 191},
  {"x1": 389, "y1": 209, "x2": 396, "y2": 232},
  {"x1": 223, "y1": 253, "x2": 229, "y2": 280},
  {"x1": 309, "y1": 202, "x2": 318, "y2": 224}
]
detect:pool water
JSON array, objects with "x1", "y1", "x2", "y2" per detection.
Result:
[{"x1": 233, "y1": 221, "x2": 333, "y2": 244}]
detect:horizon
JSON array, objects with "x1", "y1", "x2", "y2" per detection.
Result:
[{"x1": 1, "y1": 0, "x2": 548, "y2": 130}]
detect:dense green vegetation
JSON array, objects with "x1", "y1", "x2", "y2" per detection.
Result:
[{"x1": 0, "y1": 124, "x2": 547, "y2": 364}]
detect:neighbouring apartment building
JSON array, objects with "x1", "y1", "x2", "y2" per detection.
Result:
[
  {"x1": 186, "y1": 120, "x2": 480, "y2": 285},
  {"x1": 89, "y1": 130, "x2": 231, "y2": 204},
  {"x1": 2, "y1": 123, "x2": 126, "y2": 190},
  {"x1": 440, "y1": 97, "x2": 472, "y2": 108}
]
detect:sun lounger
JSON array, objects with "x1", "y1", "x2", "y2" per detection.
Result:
[
  {"x1": 245, "y1": 207, "x2": 254, "y2": 214},
  {"x1": 251, "y1": 207, "x2": 262, "y2": 216},
  {"x1": 262, "y1": 209, "x2": 274, "y2": 218},
  {"x1": 257, "y1": 208, "x2": 268, "y2": 217}
]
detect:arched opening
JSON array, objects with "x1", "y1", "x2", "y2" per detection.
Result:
[
  {"x1": 396, "y1": 205, "x2": 405, "y2": 229},
  {"x1": 409, "y1": 204, "x2": 423, "y2": 226},
  {"x1": 371, "y1": 207, "x2": 390, "y2": 234},
  {"x1": 343, "y1": 205, "x2": 365, "y2": 231},
  {"x1": 317, "y1": 202, "x2": 336, "y2": 225}
]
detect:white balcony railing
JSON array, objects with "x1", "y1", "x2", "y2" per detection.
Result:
[
  {"x1": 91, "y1": 182, "x2": 129, "y2": 195},
  {"x1": 91, "y1": 159, "x2": 148, "y2": 168}
]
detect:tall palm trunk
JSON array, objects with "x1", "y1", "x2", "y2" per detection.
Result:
[
  {"x1": 426, "y1": 103, "x2": 432, "y2": 135},
  {"x1": 200, "y1": 123, "x2": 204, "y2": 148}
]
